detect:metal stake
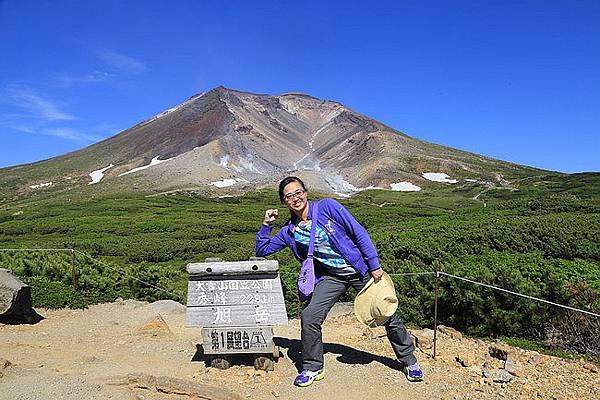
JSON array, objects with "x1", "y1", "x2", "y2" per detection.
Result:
[
  {"x1": 70, "y1": 249, "x2": 77, "y2": 290},
  {"x1": 433, "y1": 270, "x2": 440, "y2": 360}
]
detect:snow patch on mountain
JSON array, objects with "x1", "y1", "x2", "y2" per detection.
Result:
[
  {"x1": 326, "y1": 175, "x2": 360, "y2": 193},
  {"x1": 119, "y1": 156, "x2": 175, "y2": 176},
  {"x1": 89, "y1": 164, "x2": 114, "y2": 185},
  {"x1": 325, "y1": 174, "x2": 382, "y2": 196},
  {"x1": 211, "y1": 178, "x2": 237, "y2": 188},
  {"x1": 335, "y1": 192, "x2": 351, "y2": 198},
  {"x1": 390, "y1": 182, "x2": 422, "y2": 191},
  {"x1": 30, "y1": 182, "x2": 53, "y2": 189},
  {"x1": 423, "y1": 172, "x2": 458, "y2": 184}
]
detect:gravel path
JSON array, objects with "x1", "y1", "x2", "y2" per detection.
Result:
[{"x1": 1, "y1": 300, "x2": 598, "y2": 400}]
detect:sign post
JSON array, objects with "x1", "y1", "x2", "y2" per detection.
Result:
[{"x1": 186, "y1": 258, "x2": 288, "y2": 370}]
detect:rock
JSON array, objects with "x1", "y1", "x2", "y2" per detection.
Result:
[
  {"x1": 123, "y1": 299, "x2": 148, "y2": 309},
  {"x1": 80, "y1": 355, "x2": 102, "y2": 364},
  {"x1": 146, "y1": 300, "x2": 185, "y2": 315},
  {"x1": 438, "y1": 325, "x2": 463, "y2": 339},
  {"x1": 108, "y1": 373, "x2": 241, "y2": 400},
  {"x1": 271, "y1": 389, "x2": 280, "y2": 397},
  {"x1": 420, "y1": 328, "x2": 435, "y2": 338},
  {"x1": 583, "y1": 363, "x2": 598, "y2": 373},
  {"x1": 504, "y1": 359, "x2": 524, "y2": 377},
  {"x1": 254, "y1": 369, "x2": 267, "y2": 378},
  {"x1": 489, "y1": 344, "x2": 512, "y2": 361},
  {"x1": 483, "y1": 361, "x2": 493, "y2": 369},
  {"x1": 528, "y1": 354, "x2": 548, "y2": 366},
  {"x1": 134, "y1": 314, "x2": 172, "y2": 336},
  {"x1": 483, "y1": 369, "x2": 514, "y2": 383},
  {"x1": 0, "y1": 269, "x2": 37, "y2": 320},
  {"x1": 456, "y1": 352, "x2": 476, "y2": 367},
  {"x1": 0, "y1": 358, "x2": 10, "y2": 378},
  {"x1": 0, "y1": 358, "x2": 10, "y2": 369},
  {"x1": 412, "y1": 333, "x2": 433, "y2": 351}
]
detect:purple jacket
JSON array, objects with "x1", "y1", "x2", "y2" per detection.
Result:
[{"x1": 255, "y1": 198, "x2": 380, "y2": 277}]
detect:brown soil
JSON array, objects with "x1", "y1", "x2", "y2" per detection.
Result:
[{"x1": 0, "y1": 300, "x2": 598, "y2": 400}]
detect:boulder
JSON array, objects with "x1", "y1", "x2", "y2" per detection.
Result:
[
  {"x1": 438, "y1": 325, "x2": 463, "y2": 339},
  {"x1": 412, "y1": 332, "x2": 433, "y2": 351},
  {"x1": 146, "y1": 300, "x2": 186, "y2": 315},
  {"x1": 0, "y1": 269, "x2": 37, "y2": 320}
]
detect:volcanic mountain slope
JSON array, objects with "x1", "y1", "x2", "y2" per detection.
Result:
[{"x1": 0, "y1": 86, "x2": 543, "y2": 201}]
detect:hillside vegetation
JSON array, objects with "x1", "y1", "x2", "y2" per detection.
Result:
[{"x1": 0, "y1": 173, "x2": 599, "y2": 356}]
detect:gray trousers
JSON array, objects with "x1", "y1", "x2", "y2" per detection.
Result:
[{"x1": 301, "y1": 274, "x2": 417, "y2": 371}]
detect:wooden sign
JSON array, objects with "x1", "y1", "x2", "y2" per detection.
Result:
[
  {"x1": 187, "y1": 259, "x2": 279, "y2": 276},
  {"x1": 201, "y1": 326, "x2": 274, "y2": 355},
  {"x1": 186, "y1": 260, "x2": 288, "y2": 328}
]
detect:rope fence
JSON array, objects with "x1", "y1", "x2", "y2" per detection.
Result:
[
  {"x1": 0, "y1": 248, "x2": 600, "y2": 318},
  {"x1": 438, "y1": 271, "x2": 600, "y2": 318},
  {"x1": 0, "y1": 247, "x2": 182, "y2": 301},
  {"x1": 1, "y1": 248, "x2": 597, "y2": 317}
]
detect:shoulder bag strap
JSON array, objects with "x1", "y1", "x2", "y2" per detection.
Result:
[{"x1": 307, "y1": 203, "x2": 319, "y2": 259}]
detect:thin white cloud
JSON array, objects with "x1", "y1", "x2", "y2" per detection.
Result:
[
  {"x1": 53, "y1": 70, "x2": 115, "y2": 86},
  {"x1": 4, "y1": 85, "x2": 75, "y2": 121},
  {"x1": 96, "y1": 49, "x2": 146, "y2": 73},
  {"x1": 9, "y1": 124, "x2": 36, "y2": 134},
  {"x1": 1, "y1": 84, "x2": 109, "y2": 145}
]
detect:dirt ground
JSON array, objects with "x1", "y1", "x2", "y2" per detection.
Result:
[{"x1": 0, "y1": 299, "x2": 598, "y2": 400}]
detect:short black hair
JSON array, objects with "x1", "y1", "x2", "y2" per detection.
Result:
[{"x1": 278, "y1": 176, "x2": 307, "y2": 203}]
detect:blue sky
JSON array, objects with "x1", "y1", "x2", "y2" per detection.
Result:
[{"x1": 1, "y1": 0, "x2": 598, "y2": 173}]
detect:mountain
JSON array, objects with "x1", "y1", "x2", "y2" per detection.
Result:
[{"x1": 0, "y1": 86, "x2": 544, "y2": 202}]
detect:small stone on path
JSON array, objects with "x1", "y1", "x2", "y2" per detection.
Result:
[
  {"x1": 504, "y1": 359, "x2": 524, "y2": 377},
  {"x1": 483, "y1": 369, "x2": 514, "y2": 383},
  {"x1": 583, "y1": 363, "x2": 598, "y2": 373},
  {"x1": 456, "y1": 352, "x2": 476, "y2": 367}
]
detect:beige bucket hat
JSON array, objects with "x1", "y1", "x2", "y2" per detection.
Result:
[{"x1": 354, "y1": 272, "x2": 398, "y2": 327}]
